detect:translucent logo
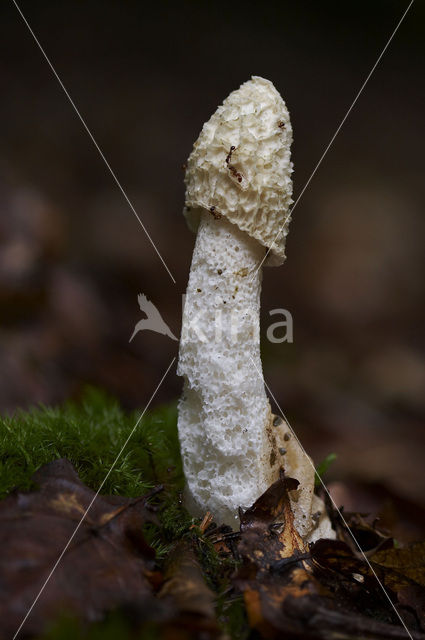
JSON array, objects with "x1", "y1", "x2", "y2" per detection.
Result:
[
  {"x1": 129, "y1": 294, "x2": 178, "y2": 342},
  {"x1": 130, "y1": 293, "x2": 293, "y2": 344}
]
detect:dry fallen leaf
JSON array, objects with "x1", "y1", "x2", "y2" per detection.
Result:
[
  {"x1": 234, "y1": 470, "x2": 425, "y2": 639},
  {"x1": 371, "y1": 542, "x2": 425, "y2": 629},
  {"x1": 1, "y1": 460, "x2": 425, "y2": 639},
  {"x1": 158, "y1": 538, "x2": 218, "y2": 638},
  {"x1": 0, "y1": 459, "x2": 163, "y2": 638}
]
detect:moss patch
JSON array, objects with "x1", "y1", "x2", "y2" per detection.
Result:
[{"x1": 0, "y1": 387, "x2": 181, "y2": 498}]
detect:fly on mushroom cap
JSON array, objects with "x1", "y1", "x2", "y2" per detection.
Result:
[{"x1": 183, "y1": 76, "x2": 293, "y2": 266}]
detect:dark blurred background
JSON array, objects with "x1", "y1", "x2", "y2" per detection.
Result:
[{"x1": 1, "y1": 1, "x2": 424, "y2": 533}]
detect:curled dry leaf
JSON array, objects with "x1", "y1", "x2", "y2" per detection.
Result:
[
  {"x1": 235, "y1": 472, "x2": 316, "y2": 637},
  {"x1": 234, "y1": 470, "x2": 425, "y2": 639}
]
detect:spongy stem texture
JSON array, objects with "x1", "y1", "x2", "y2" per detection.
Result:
[{"x1": 177, "y1": 211, "x2": 273, "y2": 526}]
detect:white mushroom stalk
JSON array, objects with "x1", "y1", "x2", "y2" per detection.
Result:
[{"x1": 178, "y1": 77, "x2": 334, "y2": 540}]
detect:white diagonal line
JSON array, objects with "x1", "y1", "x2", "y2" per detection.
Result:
[
  {"x1": 12, "y1": 356, "x2": 176, "y2": 640},
  {"x1": 249, "y1": 355, "x2": 413, "y2": 639},
  {"x1": 12, "y1": 0, "x2": 176, "y2": 285},
  {"x1": 252, "y1": 0, "x2": 414, "y2": 280}
]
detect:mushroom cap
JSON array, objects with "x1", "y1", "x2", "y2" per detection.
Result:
[{"x1": 183, "y1": 76, "x2": 293, "y2": 266}]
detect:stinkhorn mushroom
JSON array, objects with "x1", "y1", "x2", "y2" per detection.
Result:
[{"x1": 177, "y1": 77, "x2": 334, "y2": 541}]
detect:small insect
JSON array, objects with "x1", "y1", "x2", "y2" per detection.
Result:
[
  {"x1": 209, "y1": 205, "x2": 222, "y2": 220},
  {"x1": 278, "y1": 120, "x2": 285, "y2": 129},
  {"x1": 225, "y1": 145, "x2": 236, "y2": 165},
  {"x1": 225, "y1": 146, "x2": 244, "y2": 184},
  {"x1": 229, "y1": 165, "x2": 243, "y2": 183}
]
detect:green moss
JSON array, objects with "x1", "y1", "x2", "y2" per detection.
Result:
[
  {"x1": 0, "y1": 387, "x2": 193, "y2": 551},
  {"x1": 0, "y1": 386, "x2": 182, "y2": 499}
]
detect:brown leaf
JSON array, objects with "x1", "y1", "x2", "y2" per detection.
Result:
[
  {"x1": 371, "y1": 542, "x2": 425, "y2": 628},
  {"x1": 234, "y1": 471, "x2": 425, "y2": 639},
  {"x1": 0, "y1": 459, "x2": 164, "y2": 638},
  {"x1": 235, "y1": 472, "x2": 316, "y2": 636},
  {"x1": 372, "y1": 542, "x2": 425, "y2": 587},
  {"x1": 238, "y1": 471, "x2": 306, "y2": 574},
  {"x1": 158, "y1": 538, "x2": 218, "y2": 638},
  {"x1": 311, "y1": 538, "x2": 425, "y2": 635}
]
